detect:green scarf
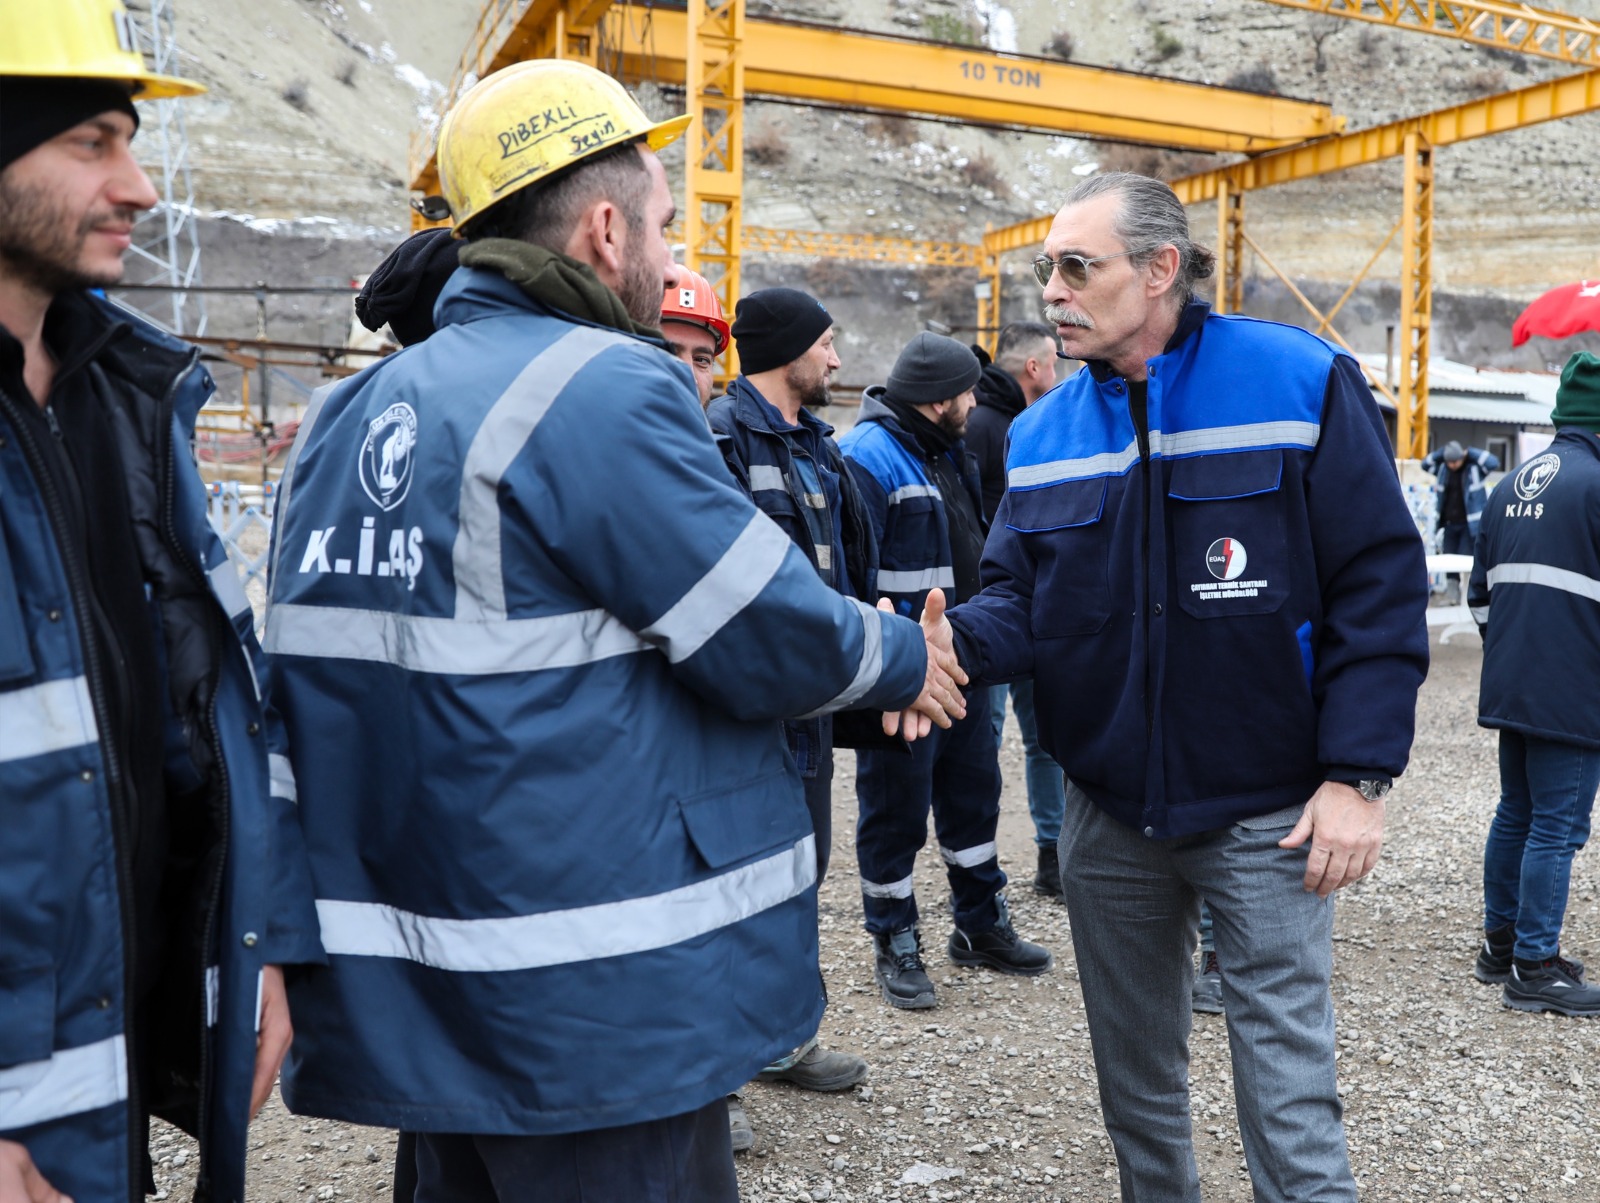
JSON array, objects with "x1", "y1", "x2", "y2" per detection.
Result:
[
  {"x1": 1554, "y1": 351, "x2": 1600, "y2": 435},
  {"x1": 457, "y1": 238, "x2": 662, "y2": 341}
]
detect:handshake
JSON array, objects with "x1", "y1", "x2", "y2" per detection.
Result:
[{"x1": 880, "y1": 587, "x2": 969, "y2": 742}]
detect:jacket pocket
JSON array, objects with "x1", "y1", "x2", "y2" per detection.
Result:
[
  {"x1": 678, "y1": 771, "x2": 811, "y2": 871},
  {"x1": 0, "y1": 962, "x2": 56, "y2": 1070},
  {"x1": 1006, "y1": 478, "x2": 1111, "y2": 637},
  {"x1": 1168, "y1": 452, "x2": 1289, "y2": 619},
  {"x1": 0, "y1": 488, "x2": 38, "y2": 684}
]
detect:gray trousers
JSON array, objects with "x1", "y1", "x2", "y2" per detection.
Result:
[{"x1": 1058, "y1": 783, "x2": 1355, "y2": 1203}]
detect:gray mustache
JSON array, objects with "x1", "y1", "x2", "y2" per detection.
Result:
[{"x1": 1044, "y1": 303, "x2": 1094, "y2": 329}]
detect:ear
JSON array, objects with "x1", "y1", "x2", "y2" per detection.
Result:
[
  {"x1": 570, "y1": 199, "x2": 628, "y2": 289},
  {"x1": 1145, "y1": 244, "x2": 1181, "y2": 299}
]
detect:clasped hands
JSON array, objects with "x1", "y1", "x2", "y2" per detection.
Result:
[{"x1": 881, "y1": 588, "x2": 968, "y2": 741}]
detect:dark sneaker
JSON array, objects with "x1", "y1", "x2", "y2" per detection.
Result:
[
  {"x1": 1474, "y1": 924, "x2": 1516, "y2": 984},
  {"x1": 1033, "y1": 842, "x2": 1063, "y2": 897},
  {"x1": 874, "y1": 927, "x2": 937, "y2": 1010},
  {"x1": 948, "y1": 896, "x2": 1053, "y2": 976},
  {"x1": 1191, "y1": 949, "x2": 1224, "y2": 1015},
  {"x1": 757, "y1": 1038, "x2": 869, "y2": 1092},
  {"x1": 1503, "y1": 957, "x2": 1600, "y2": 1018},
  {"x1": 727, "y1": 1092, "x2": 754, "y2": 1153}
]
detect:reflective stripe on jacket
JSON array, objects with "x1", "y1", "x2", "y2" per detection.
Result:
[
  {"x1": 264, "y1": 268, "x2": 926, "y2": 1135},
  {"x1": 0, "y1": 296, "x2": 321, "y2": 1203},
  {"x1": 1469, "y1": 429, "x2": 1600, "y2": 749},
  {"x1": 948, "y1": 308, "x2": 1430, "y2": 838}
]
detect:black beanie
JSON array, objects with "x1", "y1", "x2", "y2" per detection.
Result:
[
  {"x1": 1553, "y1": 351, "x2": 1600, "y2": 435},
  {"x1": 0, "y1": 78, "x2": 140, "y2": 175},
  {"x1": 355, "y1": 228, "x2": 462, "y2": 348},
  {"x1": 730, "y1": 287, "x2": 833, "y2": 374},
  {"x1": 886, "y1": 332, "x2": 982, "y2": 407}
]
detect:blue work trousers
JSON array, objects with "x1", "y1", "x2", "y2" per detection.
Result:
[
  {"x1": 857, "y1": 682, "x2": 1005, "y2": 935},
  {"x1": 1483, "y1": 730, "x2": 1600, "y2": 961},
  {"x1": 990, "y1": 679, "x2": 1067, "y2": 846}
]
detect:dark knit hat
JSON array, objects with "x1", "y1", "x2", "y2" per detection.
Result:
[
  {"x1": 886, "y1": 332, "x2": 982, "y2": 407},
  {"x1": 730, "y1": 287, "x2": 833, "y2": 374},
  {"x1": 1553, "y1": 351, "x2": 1600, "y2": 434},
  {"x1": 355, "y1": 228, "x2": 461, "y2": 348},
  {"x1": 0, "y1": 78, "x2": 139, "y2": 175}
]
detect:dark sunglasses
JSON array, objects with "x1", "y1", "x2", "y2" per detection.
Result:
[{"x1": 1031, "y1": 247, "x2": 1152, "y2": 289}]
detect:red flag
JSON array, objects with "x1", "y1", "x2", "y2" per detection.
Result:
[{"x1": 1512, "y1": 280, "x2": 1600, "y2": 347}]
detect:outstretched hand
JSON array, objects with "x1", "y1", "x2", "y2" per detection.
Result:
[
  {"x1": 881, "y1": 588, "x2": 969, "y2": 741},
  {"x1": 1279, "y1": 780, "x2": 1385, "y2": 897},
  {"x1": 0, "y1": 1142, "x2": 70, "y2": 1203}
]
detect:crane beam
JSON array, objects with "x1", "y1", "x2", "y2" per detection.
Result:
[{"x1": 1251, "y1": 0, "x2": 1600, "y2": 69}]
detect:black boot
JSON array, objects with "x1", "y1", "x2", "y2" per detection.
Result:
[
  {"x1": 1473, "y1": 923, "x2": 1515, "y2": 984},
  {"x1": 948, "y1": 896, "x2": 1053, "y2": 976},
  {"x1": 1032, "y1": 842, "x2": 1062, "y2": 897},
  {"x1": 873, "y1": 927, "x2": 936, "y2": 1010}
]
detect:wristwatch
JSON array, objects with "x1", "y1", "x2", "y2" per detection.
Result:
[{"x1": 1352, "y1": 778, "x2": 1392, "y2": 802}]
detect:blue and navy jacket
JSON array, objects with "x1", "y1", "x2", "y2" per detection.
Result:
[
  {"x1": 263, "y1": 268, "x2": 926, "y2": 1136},
  {"x1": 0, "y1": 297, "x2": 322, "y2": 1203},
  {"x1": 708, "y1": 377, "x2": 878, "y2": 775},
  {"x1": 839, "y1": 388, "x2": 985, "y2": 619},
  {"x1": 1422, "y1": 445, "x2": 1499, "y2": 537},
  {"x1": 948, "y1": 305, "x2": 1430, "y2": 838},
  {"x1": 1469, "y1": 428, "x2": 1600, "y2": 749}
]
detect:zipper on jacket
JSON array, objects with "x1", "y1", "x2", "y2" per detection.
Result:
[{"x1": 0, "y1": 382, "x2": 144, "y2": 1201}]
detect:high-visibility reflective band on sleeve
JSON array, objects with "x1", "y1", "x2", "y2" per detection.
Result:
[
  {"x1": 640, "y1": 513, "x2": 791, "y2": 664},
  {"x1": 748, "y1": 464, "x2": 787, "y2": 493},
  {"x1": 0, "y1": 676, "x2": 98, "y2": 764},
  {"x1": 860, "y1": 873, "x2": 914, "y2": 899},
  {"x1": 1487, "y1": 562, "x2": 1600, "y2": 606},
  {"x1": 940, "y1": 841, "x2": 997, "y2": 869},
  {"x1": 0, "y1": 1035, "x2": 127, "y2": 1131},
  {"x1": 1153, "y1": 420, "x2": 1320, "y2": 458},
  {"x1": 263, "y1": 603, "x2": 648, "y2": 675},
  {"x1": 797, "y1": 597, "x2": 885, "y2": 719},
  {"x1": 315, "y1": 835, "x2": 817, "y2": 972},
  {"x1": 888, "y1": 484, "x2": 940, "y2": 505},
  {"x1": 877, "y1": 566, "x2": 955, "y2": 593},
  {"x1": 1470, "y1": 605, "x2": 1491, "y2": 624},
  {"x1": 269, "y1": 752, "x2": 298, "y2": 803},
  {"x1": 208, "y1": 557, "x2": 252, "y2": 620}
]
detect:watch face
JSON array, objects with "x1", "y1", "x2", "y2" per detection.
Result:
[{"x1": 1359, "y1": 780, "x2": 1391, "y2": 801}]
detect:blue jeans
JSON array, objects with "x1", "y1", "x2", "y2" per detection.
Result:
[
  {"x1": 989, "y1": 680, "x2": 1066, "y2": 846},
  {"x1": 1057, "y1": 783, "x2": 1353, "y2": 1203},
  {"x1": 1483, "y1": 731, "x2": 1600, "y2": 962}
]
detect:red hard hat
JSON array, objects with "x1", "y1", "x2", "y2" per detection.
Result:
[{"x1": 661, "y1": 266, "x2": 730, "y2": 354}]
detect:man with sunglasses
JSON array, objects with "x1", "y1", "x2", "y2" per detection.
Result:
[{"x1": 931, "y1": 173, "x2": 1430, "y2": 1203}]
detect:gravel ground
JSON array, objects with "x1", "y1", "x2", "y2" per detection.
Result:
[{"x1": 151, "y1": 628, "x2": 1599, "y2": 1201}]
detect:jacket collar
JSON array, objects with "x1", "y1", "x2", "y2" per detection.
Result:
[
  {"x1": 859, "y1": 384, "x2": 965, "y2": 463},
  {"x1": 725, "y1": 375, "x2": 835, "y2": 439},
  {"x1": 434, "y1": 266, "x2": 669, "y2": 350},
  {"x1": 1084, "y1": 299, "x2": 1211, "y2": 384},
  {"x1": 974, "y1": 362, "x2": 1026, "y2": 418}
]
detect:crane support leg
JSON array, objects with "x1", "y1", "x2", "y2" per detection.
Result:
[
  {"x1": 1215, "y1": 182, "x2": 1244, "y2": 315},
  {"x1": 1397, "y1": 131, "x2": 1434, "y2": 460},
  {"x1": 975, "y1": 251, "x2": 1002, "y2": 358},
  {"x1": 685, "y1": 0, "x2": 746, "y2": 383}
]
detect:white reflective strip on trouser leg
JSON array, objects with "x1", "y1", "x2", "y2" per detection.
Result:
[
  {"x1": 748, "y1": 464, "x2": 787, "y2": 493},
  {"x1": 0, "y1": 676, "x2": 98, "y2": 764},
  {"x1": 1487, "y1": 562, "x2": 1600, "y2": 606},
  {"x1": 940, "y1": 841, "x2": 997, "y2": 869},
  {"x1": 208, "y1": 557, "x2": 252, "y2": 621},
  {"x1": 263, "y1": 603, "x2": 649, "y2": 676},
  {"x1": 0, "y1": 1035, "x2": 128, "y2": 1130},
  {"x1": 877, "y1": 566, "x2": 956, "y2": 593},
  {"x1": 453, "y1": 326, "x2": 632, "y2": 621},
  {"x1": 268, "y1": 752, "x2": 298, "y2": 803},
  {"x1": 796, "y1": 597, "x2": 885, "y2": 719},
  {"x1": 1470, "y1": 605, "x2": 1490, "y2": 624},
  {"x1": 315, "y1": 834, "x2": 817, "y2": 972},
  {"x1": 860, "y1": 873, "x2": 915, "y2": 899},
  {"x1": 640, "y1": 513, "x2": 792, "y2": 664}
]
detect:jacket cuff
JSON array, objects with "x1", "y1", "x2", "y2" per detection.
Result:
[
  {"x1": 1324, "y1": 765, "x2": 1391, "y2": 787},
  {"x1": 948, "y1": 616, "x2": 984, "y2": 684}
]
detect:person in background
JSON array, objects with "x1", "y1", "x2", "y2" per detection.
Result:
[
  {"x1": 1422, "y1": 440, "x2": 1499, "y2": 603},
  {"x1": 1468, "y1": 351, "x2": 1600, "y2": 1018},
  {"x1": 967, "y1": 321, "x2": 1070, "y2": 898},
  {"x1": 660, "y1": 265, "x2": 726, "y2": 407},
  {"x1": 354, "y1": 227, "x2": 461, "y2": 348},
  {"x1": 0, "y1": 6, "x2": 321, "y2": 1199},
  {"x1": 842, "y1": 331, "x2": 1054, "y2": 1012}
]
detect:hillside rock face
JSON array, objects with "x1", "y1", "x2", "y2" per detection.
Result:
[{"x1": 153, "y1": 0, "x2": 1600, "y2": 370}]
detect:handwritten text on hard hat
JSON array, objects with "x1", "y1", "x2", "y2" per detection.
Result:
[{"x1": 497, "y1": 105, "x2": 584, "y2": 159}]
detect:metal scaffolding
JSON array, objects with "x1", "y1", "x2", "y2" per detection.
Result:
[{"x1": 122, "y1": 0, "x2": 206, "y2": 335}]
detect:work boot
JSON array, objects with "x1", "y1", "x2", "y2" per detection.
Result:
[
  {"x1": 727, "y1": 1092, "x2": 754, "y2": 1153},
  {"x1": 1503, "y1": 956, "x2": 1600, "y2": 1018},
  {"x1": 757, "y1": 1036, "x2": 869, "y2": 1092},
  {"x1": 1032, "y1": 842, "x2": 1062, "y2": 897},
  {"x1": 873, "y1": 927, "x2": 936, "y2": 1010},
  {"x1": 948, "y1": 896, "x2": 1053, "y2": 976},
  {"x1": 1475, "y1": 925, "x2": 1584, "y2": 984},
  {"x1": 1191, "y1": 949, "x2": 1224, "y2": 1015}
]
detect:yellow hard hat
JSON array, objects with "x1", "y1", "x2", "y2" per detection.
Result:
[
  {"x1": 437, "y1": 59, "x2": 691, "y2": 235},
  {"x1": 0, "y1": 0, "x2": 204, "y2": 98}
]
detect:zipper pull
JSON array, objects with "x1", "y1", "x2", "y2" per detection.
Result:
[{"x1": 44, "y1": 403, "x2": 63, "y2": 440}]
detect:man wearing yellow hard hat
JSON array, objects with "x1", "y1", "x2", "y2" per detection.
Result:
[
  {"x1": 263, "y1": 58, "x2": 959, "y2": 1200},
  {"x1": 0, "y1": 2, "x2": 323, "y2": 1202}
]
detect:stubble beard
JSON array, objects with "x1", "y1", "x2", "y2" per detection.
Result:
[
  {"x1": 0, "y1": 174, "x2": 131, "y2": 296},
  {"x1": 937, "y1": 405, "x2": 967, "y2": 439},
  {"x1": 785, "y1": 359, "x2": 832, "y2": 409}
]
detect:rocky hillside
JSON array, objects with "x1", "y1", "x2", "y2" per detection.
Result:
[{"x1": 151, "y1": 0, "x2": 1600, "y2": 374}]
